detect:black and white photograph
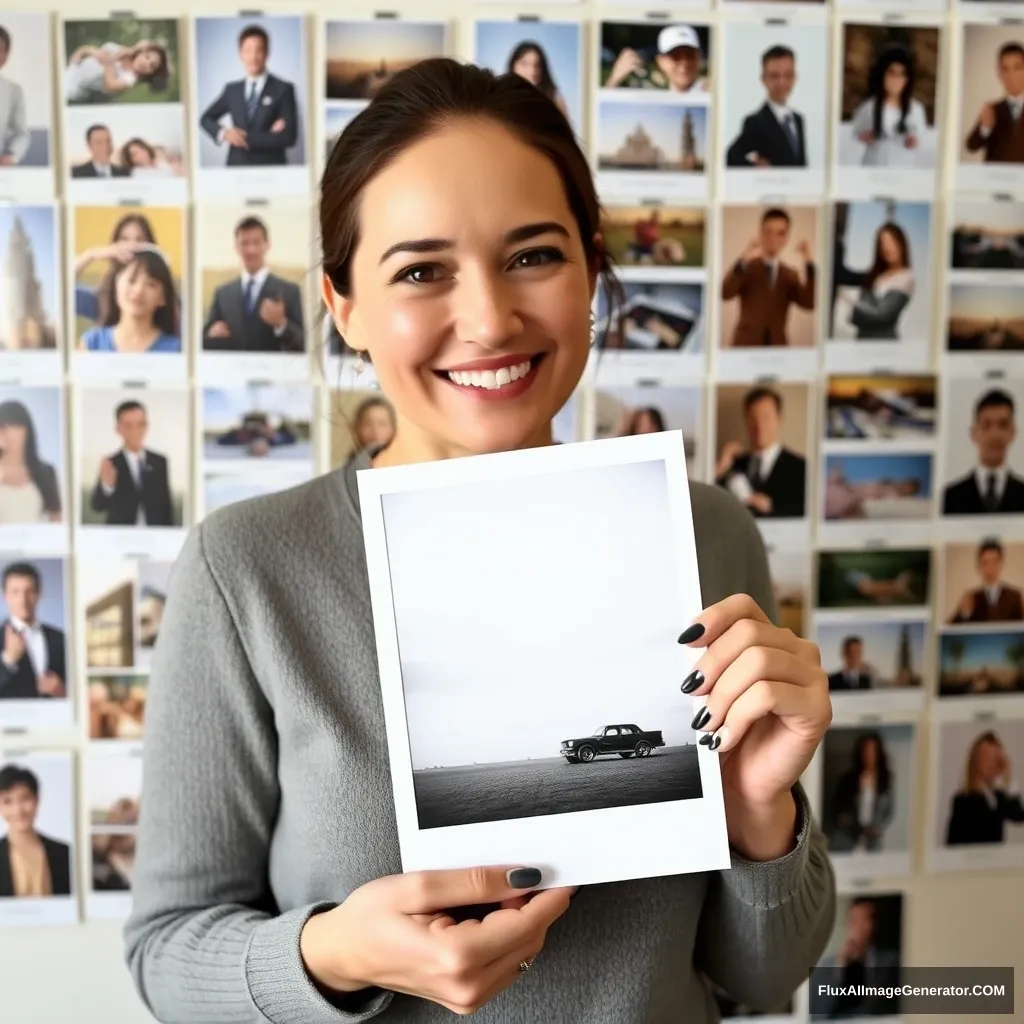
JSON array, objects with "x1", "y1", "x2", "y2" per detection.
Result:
[
  {"x1": 819, "y1": 724, "x2": 916, "y2": 879},
  {"x1": 720, "y1": 21, "x2": 828, "y2": 199},
  {"x1": 0, "y1": 205, "x2": 61, "y2": 375},
  {"x1": 834, "y1": 22, "x2": 942, "y2": 199},
  {"x1": 928, "y1": 717, "x2": 1024, "y2": 872},
  {"x1": 824, "y1": 374, "x2": 937, "y2": 445},
  {"x1": 815, "y1": 620, "x2": 927, "y2": 712},
  {"x1": 816, "y1": 548, "x2": 932, "y2": 611},
  {"x1": 592, "y1": 385, "x2": 703, "y2": 480},
  {"x1": 0, "y1": 750, "x2": 77, "y2": 925},
  {"x1": 0, "y1": 558, "x2": 71, "y2": 730},
  {"x1": 943, "y1": 538, "x2": 1024, "y2": 627},
  {"x1": 957, "y1": 25, "x2": 1024, "y2": 194},
  {"x1": 827, "y1": 199, "x2": 934, "y2": 372},
  {"x1": 950, "y1": 200, "x2": 1024, "y2": 273},
  {"x1": 357, "y1": 432, "x2": 730, "y2": 887},
  {"x1": 0, "y1": 12, "x2": 55, "y2": 199},
  {"x1": 600, "y1": 204, "x2": 705, "y2": 278},
  {"x1": 808, "y1": 891, "x2": 904, "y2": 1018},
  {"x1": 0, "y1": 386, "x2": 67, "y2": 554},
  {"x1": 191, "y1": 15, "x2": 309, "y2": 198},
  {"x1": 940, "y1": 377, "x2": 1024, "y2": 533},
  {"x1": 60, "y1": 17, "x2": 186, "y2": 203},
  {"x1": 85, "y1": 743, "x2": 140, "y2": 918},
  {"x1": 474, "y1": 20, "x2": 582, "y2": 136},
  {"x1": 75, "y1": 386, "x2": 189, "y2": 559}
]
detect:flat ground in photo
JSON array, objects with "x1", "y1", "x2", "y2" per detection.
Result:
[{"x1": 413, "y1": 743, "x2": 702, "y2": 829}]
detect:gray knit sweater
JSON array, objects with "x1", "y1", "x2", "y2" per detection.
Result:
[{"x1": 123, "y1": 449, "x2": 836, "y2": 1024}]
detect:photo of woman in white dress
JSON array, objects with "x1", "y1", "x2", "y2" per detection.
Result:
[
  {"x1": 63, "y1": 40, "x2": 170, "y2": 104},
  {"x1": 0, "y1": 400, "x2": 61, "y2": 524}
]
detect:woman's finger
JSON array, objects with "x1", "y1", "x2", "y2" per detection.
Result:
[
  {"x1": 678, "y1": 594, "x2": 770, "y2": 648},
  {"x1": 681, "y1": 618, "x2": 815, "y2": 697},
  {"x1": 688, "y1": 646, "x2": 826, "y2": 737}
]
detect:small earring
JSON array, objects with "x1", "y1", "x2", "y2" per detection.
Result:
[{"x1": 589, "y1": 312, "x2": 596, "y2": 347}]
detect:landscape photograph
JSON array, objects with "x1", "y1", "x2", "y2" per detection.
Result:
[{"x1": 938, "y1": 630, "x2": 1024, "y2": 698}]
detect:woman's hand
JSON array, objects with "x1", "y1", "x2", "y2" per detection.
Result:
[
  {"x1": 300, "y1": 865, "x2": 574, "y2": 1015},
  {"x1": 679, "y1": 594, "x2": 832, "y2": 858}
]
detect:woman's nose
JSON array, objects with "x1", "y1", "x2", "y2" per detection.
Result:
[{"x1": 453, "y1": 274, "x2": 524, "y2": 348}]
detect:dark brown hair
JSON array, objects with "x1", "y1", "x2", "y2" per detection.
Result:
[{"x1": 319, "y1": 57, "x2": 621, "y2": 327}]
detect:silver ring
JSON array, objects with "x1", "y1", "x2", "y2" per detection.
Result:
[{"x1": 518, "y1": 955, "x2": 536, "y2": 973}]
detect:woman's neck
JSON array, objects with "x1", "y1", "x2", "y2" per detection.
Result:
[
  {"x1": 372, "y1": 419, "x2": 556, "y2": 469},
  {"x1": 113, "y1": 316, "x2": 160, "y2": 352}
]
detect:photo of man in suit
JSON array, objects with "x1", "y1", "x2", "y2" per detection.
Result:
[
  {"x1": 721, "y1": 208, "x2": 815, "y2": 347},
  {"x1": 828, "y1": 636, "x2": 873, "y2": 691},
  {"x1": 70, "y1": 123, "x2": 129, "y2": 178},
  {"x1": 0, "y1": 563, "x2": 65, "y2": 702},
  {"x1": 726, "y1": 45, "x2": 806, "y2": 169},
  {"x1": 199, "y1": 24, "x2": 298, "y2": 167},
  {"x1": 202, "y1": 215, "x2": 305, "y2": 352},
  {"x1": 949, "y1": 539, "x2": 1024, "y2": 623},
  {"x1": 715, "y1": 386, "x2": 807, "y2": 519},
  {"x1": 0, "y1": 26, "x2": 28, "y2": 166},
  {"x1": 965, "y1": 42, "x2": 1024, "y2": 164},
  {"x1": 0, "y1": 763, "x2": 71, "y2": 898},
  {"x1": 943, "y1": 388, "x2": 1024, "y2": 515},
  {"x1": 90, "y1": 400, "x2": 173, "y2": 527}
]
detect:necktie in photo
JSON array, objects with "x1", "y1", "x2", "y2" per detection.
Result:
[
  {"x1": 984, "y1": 472, "x2": 999, "y2": 512},
  {"x1": 783, "y1": 113, "x2": 800, "y2": 158},
  {"x1": 247, "y1": 81, "x2": 259, "y2": 123},
  {"x1": 244, "y1": 277, "x2": 257, "y2": 313},
  {"x1": 747, "y1": 454, "x2": 762, "y2": 487}
]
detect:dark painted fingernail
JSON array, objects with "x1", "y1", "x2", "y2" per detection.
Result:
[
  {"x1": 691, "y1": 706, "x2": 711, "y2": 730},
  {"x1": 677, "y1": 623, "x2": 706, "y2": 644},
  {"x1": 681, "y1": 670, "x2": 704, "y2": 694},
  {"x1": 698, "y1": 732, "x2": 714, "y2": 746},
  {"x1": 507, "y1": 867, "x2": 542, "y2": 889},
  {"x1": 709, "y1": 733, "x2": 723, "y2": 751}
]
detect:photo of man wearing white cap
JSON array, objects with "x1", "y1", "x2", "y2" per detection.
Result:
[{"x1": 600, "y1": 21, "x2": 711, "y2": 94}]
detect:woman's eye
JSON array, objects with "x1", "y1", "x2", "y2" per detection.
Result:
[
  {"x1": 397, "y1": 264, "x2": 440, "y2": 284},
  {"x1": 512, "y1": 247, "x2": 564, "y2": 269}
]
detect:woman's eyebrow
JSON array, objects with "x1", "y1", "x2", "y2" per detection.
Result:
[{"x1": 378, "y1": 221, "x2": 570, "y2": 265}]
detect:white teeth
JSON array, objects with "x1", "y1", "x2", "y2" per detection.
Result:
[{"x1": 447, "y1": 359, "x2": 533, "y2": 390}]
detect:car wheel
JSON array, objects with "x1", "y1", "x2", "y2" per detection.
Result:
[
  {"x1": 577, "y1": 744, "x2": 596, "y2": 762},
  {"x1": 635, "y1": 741, "x2": 652, "y2": 757}
]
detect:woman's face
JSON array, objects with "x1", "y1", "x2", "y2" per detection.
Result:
[
  {"x1": 883, "y1": 62, "x2": 908, "y2": 98},
  {"x1": 878, "y1": 229, "x2": 902, "y2": 267},
  {"x1": 512, "y1": 49, "x2": 543, "y2": 86},
  {"x1": 0, "y1": 422, "x2": 27, "y2": 456},
  {"x1": 357, "y1": 405, "x2": 395, "y2": 448},
  {"x1": 329, "y1": 118, "x2": 595, "y2": 458},
  {"x1": 861, "y1": 738, "x2": 879, "y2": 768},
  {"x1": 132, "y1": 47, "x2": 162, "y2": 76},
  {"x1": 116, "y1": 263, "x2": 165, "y2": 320},
  {"x1": 116, "y1": 219, "x2": 149, "y2": 246},
  {"x1": 631, "y1": 410, "x2": 660, "y2": 434},
  {"x1": 975, "y1": 739, "x2": 1005, "y2": 781},
  {"x1": 127, "y1": 142, "x2": 154, "y2": 167}
]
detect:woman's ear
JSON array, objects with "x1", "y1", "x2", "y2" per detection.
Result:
[{"x1": 321, "y1": 271, "x2": 357, "y2": 346}]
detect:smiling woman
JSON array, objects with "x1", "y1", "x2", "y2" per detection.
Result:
[{"x1": 124, "y1": 56, "x2": 835, "y2": 1024}]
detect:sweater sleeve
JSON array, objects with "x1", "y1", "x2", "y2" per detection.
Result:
[
  {"x1": 123, "y1": 524, "x2": 395, "y2": 1023},
  {"x1": 693, "y1": 502, "x2": 837, "y2": 1011}
]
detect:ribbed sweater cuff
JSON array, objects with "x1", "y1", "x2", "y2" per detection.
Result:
[
  {"x1": 245, "y1": 903, "x2": 395, "y2": 1022},
  {"x1": 720, "y1": 783, "x2": 814, "y2": 910}
]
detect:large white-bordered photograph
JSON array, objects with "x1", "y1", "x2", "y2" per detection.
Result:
[{"x1": 357, "y1": 432, "x2": 728, "y2": 887}]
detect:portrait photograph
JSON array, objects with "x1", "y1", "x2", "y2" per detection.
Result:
[
  {"x1": 938, "y1": 629, "x2": 1024, "y2": 703},
  {"x1": 598, "y1": 21, "x2": 712, "y2": 98},
  {"x1": 595, "y1": 280, "x2": 705, "y2": 358},
  {"x1": 201, "y1": 385, "x2": 314, "y2": 472},
  {"x1": 0, "y1": 204, "x2": 60, "y2": 367},
  {"x1": 202, "y1": 469, "x2": 311, "y2": 518},
  {"x1": 0, "y1": 386, "x2": 66, "y2": 552},
  {"x1": 329, "y1": 389, "x2": 397, "y2": 469},
  {"x1": 824, "y1": 374, "x2": 937, "y2": 443},
  {"x1": 817, "y1": 548, "x2": 932, "y2": 610},
  {"x1": 828, "y1": 200, "x2": 933, "y2": 368},
  {"x1": 957, "y1": 25, "x2": 1024, "y2": 192},
  {"x1": 808, "y1": 892, "x2": 903, "y2": 1017},
  {"x1": 834, "y1": 22, "x2": 942, "y2": 197},
  {"x1": 0, "y1": 750, "x2": 77, "y2": 925},
  {"x1": 88, "y1": 674, "x2": 147, "y2": 741},
  {"x1": 950, "y1": 200, "x2": 1024, "y2": 272},
  {"x1": 325, "y1": 19, "x2": 448, "y2": 102},
  {"x1": 593, "y1": 385, "x2": 703, "y2": 480},
  {"x1": 197, "y1": 203, "x2": 310, "y2": 379},
  {"x1": 191, "y1": 15, "x2": 309, "y2": 197},
  {"x1": 768, "y1": 548, "x2": 809, "y2": 638},
  {"x1": 946, "y1": 282, "x2": 1024, "y2": 353},
  {"x1": 714, "y1": 382, "x2": 809, "y2": 524},
  {"x1": 720, "y1": 22, "x2": 828, "y2": 200},
  {"x1": 940, "y1": 377, "x2": 1024, "y2": 522},
  {"x1": 929, "y1": 717, "x2": 1024, "y2": 871},
  {"x1": 816, "y1": 620, "x2": 926, "y2": 707},
  {"x1": 596, "y1": 98, "x2": 708, "y2": 199},
  {"x1": 0, "y1": 557, "x2": 71, "y2": 731},
  {"x1": 87, "y1": 745, "x2": 140, "y2": 830},
  {"x1": 76, "y1": 386, "x2": 189, "y2": 548},
  {"x1": 819, "y1": 724, "x2": 916, "y2": 877},
  {"x1": 600, "y1": 205, "x2": 705, "y2": 275},
  {"x1": 0, "y1": 12, "x2": 55, "y2": 193},
  {"x1": 821, "y1": 452, "x2": 933, "y2": 527},
  {"x1": 475, "y1": 20, "x2": 582, "y2": 134},
  {"x1": 944, "y1": 538, "x2": 1024, "y2": 626},
  {"x1": 70, "y1": 204, "x2": 186, "y2": 376}
]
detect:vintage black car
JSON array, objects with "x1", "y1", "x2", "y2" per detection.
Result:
[{"x1": 560, "y1": 723, "x2": 665, "y2": 763}]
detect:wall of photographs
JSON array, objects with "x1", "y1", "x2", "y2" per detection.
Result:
[{"x1": 1, "y1": 0, "x2": 1023, "y2": 1021}]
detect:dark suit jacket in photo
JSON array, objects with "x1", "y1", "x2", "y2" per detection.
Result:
[
  {"x1": 90, "y1": 449, "x2": 173, "y2": 527},
  {"x1": 965, "y1": 101, "x2": 1024, "y2": 163},
  {"x1": 942, "y1": 471, "x2": 1024, "y2": 515},
  {"x1": 716, "y1": 448, "x2": 807, "y2": 519},
  {"x1": 202, "y1": 274, "x2": 305, "y2": 352},
  {"x1": 0, "y1": 833, "x2": 72, "y2": 897},
  {"x1": 0, "y1": 620, "x2": 66, "y2": 701},
  {"x1": 726, "y1": 104, "x2": 807, "y2": 168},
  {"x1": 199, "y1": 73, "x2": 299, "y2": 167},
  {"x1": 70, "y1": 162, "x2": 130, "y2": 178},
  {"x1": 828, "y1": 669, "x2": 872, "y2": 691},
  {"x1": 946, "y1": 788, "x2": 1024, "y2": 845},
  {"x1": 721, "y1": 257, "x2": 816, "y2": 347},
  {"x1": 951, "y1": 585, "x2": 1024, "y2": 623}
]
